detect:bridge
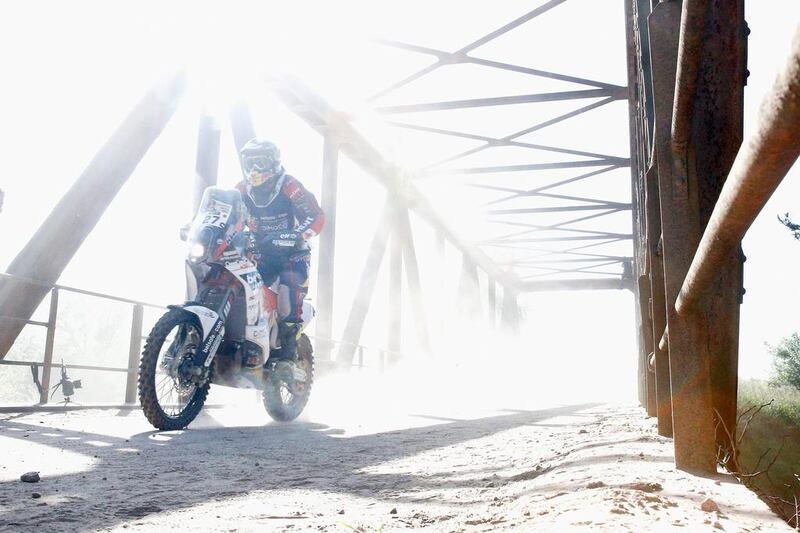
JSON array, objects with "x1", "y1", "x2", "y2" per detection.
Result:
[{"x1": 1, "y1": 1, "x2": 799, "y2": 530}]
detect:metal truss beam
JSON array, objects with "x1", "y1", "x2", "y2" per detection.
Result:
[
  {"x1": 375, "y1": 39, "x2": 623, "y2": 91},
  {"x1": 377, "y1": 88, "x2": 626, "y2": 114},
  {"x1": 425, "y1": 98, "x2": 621, "y2": 169},
  {"x1": 488, "y1": 203, "x2": 631, "y2": 215},
  {"x1": 522, "y1": 278, "x2": 628, "y2": 292},
  {"x1": 430, "y1": 159, "x2": 627, "y2": 176},
  {"x1": 388, "y1": 121, "x2": 627, "y2": 163},
  {"x1": 269, "y1": 74, "x2": 522, "y2": 292},
  {"x1": 484, "y1": 209, "x2": 629, "y2": 243},
  {"x1": 337, "y1": 203, "x2": 393, "y2": 366},
  {"x1": 369, "y1": 0, "x2": 571, "y2": 101},
  {"x1": 0, "y1": 74, "x2": 185, "y2": 359},
  {"x1": 480, "y1": 233, "x2": 632, "y2": 245},
  {"x1": 505, "y1": 256, "x2": 631, "y2": 267},
  {"x1": 514, "y1": 256, "x2": 628, "y2": 265}
]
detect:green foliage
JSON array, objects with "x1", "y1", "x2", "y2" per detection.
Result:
[
  {"x1": 769, "y1": 333, "x2": 800, "y2": 392},
  {"x1": 778, "y1": 213, "x2": 800, "y2": 240},
  {"x1": 737, "y1": 379, "x2": 800, "y2": 527},
  {"x1": 739, "y1": 378, "x2": 800, "y2": 427}
]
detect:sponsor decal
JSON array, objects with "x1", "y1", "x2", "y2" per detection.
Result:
[{"x1": 202, "y1": 319, "x2": 225, "y2": 366}]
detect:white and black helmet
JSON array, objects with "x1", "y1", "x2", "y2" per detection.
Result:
[{"x1": 240, "y1": 138, "x2": 282, "y2": 183}]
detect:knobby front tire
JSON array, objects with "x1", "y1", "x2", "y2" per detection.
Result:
[{"x1": 138, "y1": 309, "x2": 210, "y2": 430}]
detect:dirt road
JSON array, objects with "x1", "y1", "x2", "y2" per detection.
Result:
[{"x1": 0, "y1": 373, "x2": 791, "y2": 532}]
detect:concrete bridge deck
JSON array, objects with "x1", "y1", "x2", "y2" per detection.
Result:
[{"x1": 0, "y1": 376, "x2": 790, "y2": 532}]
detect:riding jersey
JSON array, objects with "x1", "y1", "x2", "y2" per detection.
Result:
[{"x1": 235, "y1": 174, "x2": 325, "y2": 248}]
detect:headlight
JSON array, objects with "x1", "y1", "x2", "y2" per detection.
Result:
[{"x1": 189, "y1": 243, "x2": 206, "y2": 260}]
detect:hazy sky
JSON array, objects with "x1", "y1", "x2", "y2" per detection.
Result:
[{"x1": 0, "y1": 1, "x2": 798, "y2": 387}]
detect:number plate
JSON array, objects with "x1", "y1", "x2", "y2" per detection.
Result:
[{"x1": 200, "y1": 201, "x2": 232, "y2": 227}]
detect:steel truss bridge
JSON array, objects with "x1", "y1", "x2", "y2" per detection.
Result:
[{"x1": 1, "y1": 0, "x2": 799, "y2": 476}]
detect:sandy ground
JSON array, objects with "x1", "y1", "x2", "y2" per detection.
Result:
[{"x1": 0, "y1": 372, "x2": 793, "y2": 533}]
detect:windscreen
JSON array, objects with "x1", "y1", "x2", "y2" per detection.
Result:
[{"x1": 187, "y1": 187, "x2": 245, "y2": 263}]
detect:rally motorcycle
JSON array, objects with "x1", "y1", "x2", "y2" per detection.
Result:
[{"x1": 138, "y1": 187, "x2": 315, "y2": 430}]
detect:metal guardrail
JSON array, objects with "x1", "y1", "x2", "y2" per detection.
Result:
[
  {"x1": 0, "y1": 272, "x2": 399, "y2": 406},
  {"x1": 0, "y1": 272, "x2": 162, "y2": 404}
]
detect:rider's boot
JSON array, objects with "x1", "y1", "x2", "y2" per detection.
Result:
[{"x1": 268, "y1": 321, "x2": 307, "y2": 382}]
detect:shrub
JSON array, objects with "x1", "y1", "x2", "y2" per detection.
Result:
[{"x1": 769, "y1": 333, "x2": 800, "y2": 391}]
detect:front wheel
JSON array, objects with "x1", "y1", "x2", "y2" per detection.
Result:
[
  {"x1": 263, "y1": 334, "x2": 315, "y2": 422},
  {"x1": 138, "y1": 309, "x2": 211, "y2": 430}
]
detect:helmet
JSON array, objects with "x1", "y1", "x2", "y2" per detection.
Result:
[{"x1": 239, "y1": 138, "x2": 283, "y2": 187}]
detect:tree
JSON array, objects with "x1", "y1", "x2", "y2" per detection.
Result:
[
  {"x1": 770, "y1": 333, "x2": 800, "y2": 390},
  {"x1": 778, "y1": 213, "x2": 800, "y2": 240}
]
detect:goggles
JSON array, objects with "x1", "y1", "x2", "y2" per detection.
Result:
[{"x1": 242, "y1": 154, "x2": 278, "y2": 174}]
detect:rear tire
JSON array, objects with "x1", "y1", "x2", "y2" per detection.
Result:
[
  {"x1": 139, "y1": 309, "x2": 211, "y2": 430},
  {"x1": 263, "y1": 334, "x2": 314, "y2": 422}
]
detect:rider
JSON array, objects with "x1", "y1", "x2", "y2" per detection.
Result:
[{"x1": 236, "y1": 138, "x2": 324, "y2": 369}]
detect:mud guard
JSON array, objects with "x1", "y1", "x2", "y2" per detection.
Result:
[{"x1": 167, "y1": 304, "x2": 225, "y2": 367}]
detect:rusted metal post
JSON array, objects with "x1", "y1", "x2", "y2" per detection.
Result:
[
  {"x1": 649, "y1": 1, "x2": 717, "y2": 473},
  {"x1": 677, "y1": 17, "x2": 798, "y2": 460},
  {"x1": 125, "y1": 304, "x2": 144, "y2": 404},
  {"x1": 638, "y1": 275, "x2": 657, "y2": 417},
  {"x1": 315, "y1": 134, "x2": 339, "y2": 361},
  {"x1": 193, "y1": 114, "x2": 221, "y2": 212},
  {"x1": 39, "y1": 288, "x2": 59, "y2": 405},
  {"x1": 682, "y1": 0, "x2": 746, "y2": 465},
  {"x1": 625, "y1": 0, "x2": 651, "y2": 411},
  {"x1": 645, "y1": 157, "x2": 673, "y2": 437},
  {"x1": 670, "y1": 0, "x2": 710, "y2": 186},
  {"x1": 0, "y1": 73, "x2": 184, "y2": 359}
]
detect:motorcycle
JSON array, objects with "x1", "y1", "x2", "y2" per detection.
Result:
[{"x1": 138, "y1": 187, "x2": 315, "y2": 430}]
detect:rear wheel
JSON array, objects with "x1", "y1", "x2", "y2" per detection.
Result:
[
  {"x1": 263, "y1": 334, "x2": 314, "y2": 422},
  {"x1": 139, "y1": 309, "x2": 211, "y2": 430}
]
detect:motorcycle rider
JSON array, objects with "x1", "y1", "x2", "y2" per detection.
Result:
[{"x1": 236, "y1": 138, "x2": 324, "y2": 371}]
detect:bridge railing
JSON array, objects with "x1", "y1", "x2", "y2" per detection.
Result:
[{"x1": 0, "y1": 272, "x2": 397, "y2": 407}]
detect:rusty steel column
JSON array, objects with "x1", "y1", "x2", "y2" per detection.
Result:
[
  {"x1": 649, "y1": 1, "x2": 717, "y2": 473},
  {"x1": 670, "y1": 0, "x2": 710, "y2": 179},
  {"x1": 0, "y1": 73, "x2": 185, "y2": 359},
  {"x1": 645, "y1": 156, "x2": 674, "y2": 437},
  {"x1": 315, "y1": 134, "x2": 339, "y2": 361},
  {"x1": 626, "y1": 0, "x2": 650, "y2": 409},
  {"x1": 193, "y1": 114, "x2": 221, "y2": 212},
  {"x1": 683, "y1": 0, "x2": 746, "y2": 464},
  {"x1": 638, "y1": 275, "x2": 657, "y2": 417}
]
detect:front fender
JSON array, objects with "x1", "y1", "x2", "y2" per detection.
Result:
[{"x1": 169, "y1": 304, "x2": 224, "y2": 367}]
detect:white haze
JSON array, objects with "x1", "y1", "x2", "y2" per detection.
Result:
[{"x1": 0, "y1": 1, "x2": 798, "y2": 409}]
